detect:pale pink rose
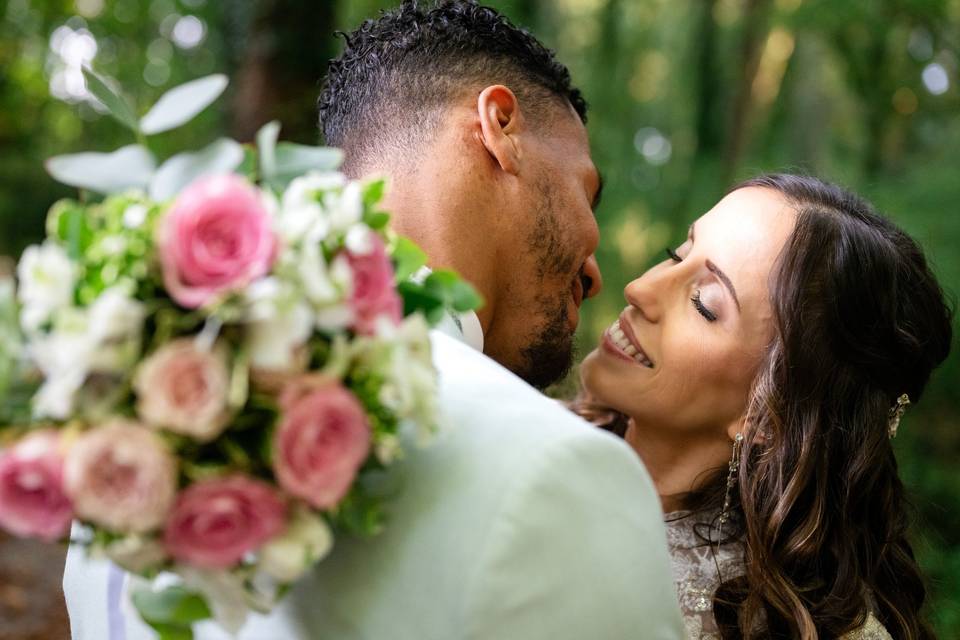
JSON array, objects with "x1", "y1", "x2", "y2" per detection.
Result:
[
  {"x1": 163, "y1": 475, "x2": 286, "y2": 569},
  {"x1": 273, "y1": 381, "x2": 371, "y2": 509},
  {"x1": 64, "y1": 420, "x2": 177, "y2": 533},
  {"x1": 346, "y1": 235, "x2": 402, "y2": 335},
  {"x1": 133, "y1": 338, "x2": 231, "y2": 441},
  {"x1": 0, "y1": 431, "x2": 72, "y2": 541},
  {"x1": 160, "y1": 174, "x2": 276, "y2": 308}
]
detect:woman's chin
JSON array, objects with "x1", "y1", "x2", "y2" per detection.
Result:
[{"x1": 579, "y1": 349, "x2": 619, "y2": 408}]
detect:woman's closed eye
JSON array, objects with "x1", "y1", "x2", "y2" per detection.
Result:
[{"x1": 664, "y1": 247, "x2": 718, "y2": 322}]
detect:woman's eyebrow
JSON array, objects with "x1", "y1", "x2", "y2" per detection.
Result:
[
  {"x1": 690, "y1": 222, "x2": 741, "y2": 311},
  {"x1": 706, "y1": 260, "x2": 741, "y2": 311}
]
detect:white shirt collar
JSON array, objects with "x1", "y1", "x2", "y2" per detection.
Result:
[{"x1": 455, "y1": 310, "x2": 484, "y2": 351}]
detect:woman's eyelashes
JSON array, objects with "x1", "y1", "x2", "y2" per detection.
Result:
[
  {"x1": 664, "y1": 247, "x2": 719, "y2": 322},
  {"x1": 691, "y1": 291, "x2": 718, "y2": 322}
]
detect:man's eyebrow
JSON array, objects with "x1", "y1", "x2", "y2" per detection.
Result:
[
  {"x1": 706, "y1": 260, "x2": 741, "y2": 312},
  {"x1": 591, "y1": 173, "x2": 604, "y2": 210}
]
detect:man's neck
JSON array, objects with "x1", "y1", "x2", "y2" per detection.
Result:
[{"x1": 381, "y1": 176, "x2": 497, "y2": 336}]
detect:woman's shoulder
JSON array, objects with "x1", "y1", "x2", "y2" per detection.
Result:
[{"x1": 840, "y1": 613, "x2": 893, "y2": 640}]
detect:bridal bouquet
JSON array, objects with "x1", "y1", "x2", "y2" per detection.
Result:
[{"x1": 0, "y1": 71, "x2": 479, "y2": 638}]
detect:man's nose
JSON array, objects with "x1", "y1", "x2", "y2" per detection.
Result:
[{"x1": 582, "y1": 254, "x2": 603, "y2": 300}]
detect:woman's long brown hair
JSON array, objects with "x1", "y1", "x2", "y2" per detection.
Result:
[{"x1": 577, "y1": 174, "x2": 953, "y2": 639}]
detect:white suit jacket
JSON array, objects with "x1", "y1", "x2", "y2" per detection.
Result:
[{"x1": 64, "y1": 325, "x2": 685, "y2": 640}]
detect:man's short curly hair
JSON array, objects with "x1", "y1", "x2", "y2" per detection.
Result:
[{"x1": 317, "y1": 0, "x2": 587, "y2": 174}]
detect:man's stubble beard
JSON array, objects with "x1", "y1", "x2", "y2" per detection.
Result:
[
  {"x1": 514, "y1": 180, "x2": 580, "y2": 389},
  {"x1": 518, "y1": 289, "x2": 577, "y2": 389}
]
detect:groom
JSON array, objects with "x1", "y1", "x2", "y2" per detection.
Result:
[{"x1": 63, "y1": 2, "x2": 684, "y2": 639}]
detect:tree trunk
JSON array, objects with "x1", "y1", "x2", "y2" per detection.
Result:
[
  {"x1": 721, "y1": 0, "x2": 772, "y2": 184},
  {"x1": 228, "y1": 0, "x2": 339, "y2": 144}
]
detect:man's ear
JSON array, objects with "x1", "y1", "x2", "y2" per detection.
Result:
[{"x1": 477, "y1": 85, "x2": 523, "y2": 175}]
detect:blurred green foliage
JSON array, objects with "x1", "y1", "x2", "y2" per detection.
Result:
[{"x1": 1, "y1": 0, "x2": 958, "y2": 634}]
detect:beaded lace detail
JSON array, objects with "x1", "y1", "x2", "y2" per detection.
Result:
[{"x1": 664, "y1": 511, "x2": 893, "y2": 640}]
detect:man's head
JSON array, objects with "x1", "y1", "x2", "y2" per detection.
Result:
[{"x1": 319, "y1": 0, "x2": 603, "y2": 388}]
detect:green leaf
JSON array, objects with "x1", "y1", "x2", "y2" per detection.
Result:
[
  {"x1": 140, "y1": 74, "x2": 228, "y2": 135},
  {"x1": 131, "y1": 585, "x2": 212, "y2": 626},
  {"x1": 362, "y1": 178, "x2": 387, "y2": 208},
  {"x1": 256, "y1": 120, "x2": 281, "y2": 182},
  {"x1": 237, "y1": 144, "x2": 257, "y2": 179},
  {"x1": 149, "y1": 622, "x2": 194, "y2": 640},
  {"x1": 446, "y1": 279, "x2": 485, "y2": 313},
  {"x1": 397, "y1": 281, "x2": 445, "y2": 323},
  {"x1": 46, "y1": 200, "x2": 94, "y2": 259},
  {"x1": 390, "y1": 237, "x2": 428, "y2": 282},
  {"x1": 364, "y1": 211, "x2": 390, "y2": 230},
  {"x1": 82, "y1": 67, "x2": 140, "y2": 133},
  {"x1": 45, "y1": 145, "x2": 156, "y2": 194},
  {"x1": 267, "y1": 143, "x2": 343, "y2": 189},
  {"x1": 149, "y1": 138, "x2": 244, "y2": 201}
]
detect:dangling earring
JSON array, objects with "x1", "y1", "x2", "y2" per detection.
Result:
[
  {"x1": 706, "y1": 432, "x2": 744, "y2": 604},
  {"x1": 716, "y1": 432, "x2": 743, "y2": 543}
]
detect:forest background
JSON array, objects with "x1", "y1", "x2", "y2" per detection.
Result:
[{"x1": 1, "y1": 1, "x2": 958, "y2": 638}]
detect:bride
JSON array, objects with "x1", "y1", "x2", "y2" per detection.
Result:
[{"x1": 577, "y1": 174, "x2": 952, "y2": 639}]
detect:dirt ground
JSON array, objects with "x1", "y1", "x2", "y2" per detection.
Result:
[{"x1": 0, "y1": 533, "x2": 70, "y2": 640}]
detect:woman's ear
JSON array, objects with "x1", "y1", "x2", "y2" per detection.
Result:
[
  {"x1": 477, "y1": 85, "x2": 523, "y2": 175},
  {"x1": 726, "y1": 416, "x2": 746, "y2": 442}
]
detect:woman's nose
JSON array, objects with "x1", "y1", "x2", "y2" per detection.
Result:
[{"x1": 623, "y1": 268, "x2": 667, "y2": 323}]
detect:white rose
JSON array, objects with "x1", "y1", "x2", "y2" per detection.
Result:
[
  {"x1": 278, "y1": 172, "x2": 345, "y2": 244},
  {"x1": 122, "y1": 203, "x2": 149, "y2": 229},
  {"x1": 326, "y1": 180, "x2": 363, "y2": 232},
  {"x1": 16, "y1": 242, "x2": 77, "y2": 332},
  {"x1": 247, "y1": 300, "x2": 313, "y2": 371},
  {"x1": 102, "y1": 534, "x2": 168, "y2": 573},
  {"x1": 32, "y1": 369, "x2": 87, "y2": 420},
  {"x1": 89, "y1": 289, "x2": 144, "y2": 339},
  {"x1": 258, "y1": 507, "x2": 333, "y2": 583},
  {"x1": 176, "y1": 567, "x2": 251, "y2": 635},
  {"x1": 299, "y1": 242, "x2": 351, "y2": 308},
  {"x1": 379, "y1": 315, "x2": 438, "y2": 438},
  {"x1": 344, "y1": 224, "x2": 374, "y2": 256},
  {"x1": 374, "y1": 433, "x2": 403, "y2": 465},
  {"x1": 29, "y1": 308, "x2": 96, "y2": 419}
]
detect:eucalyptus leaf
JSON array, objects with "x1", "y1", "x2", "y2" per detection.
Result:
[
  {"x1": 256, "y1": 120, "x2": 281, "y2": 181},
  {"x1": 267, "y1": 143, "x2": 343, "y2": 189},
  {"x1": 149, "y1": 138, "x2": 244, "y2": 201},
  {"x1": 131, "y1": 585, "x2": 212, "y2": 626},
  {"x1": 82, "y1": 67, "x2": 140, "y2": 133},
  {"x1": 140, "y1": 74, "x2": 228, "y2": 135},
  {"x1": 45, "y1": 145, "x2": 156, "y2": 194}
]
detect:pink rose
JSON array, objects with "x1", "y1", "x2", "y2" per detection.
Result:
[
  {"x1": 161, "y1": 174, "x2": 276, "y2": 308},
  {"x1": 163, "y1": 475, "x2": 286, "y2": 569},
  {"x1": 64, "y1": 420, "x2": 177, "y2": 533},
  {"x1": 273, "y1": 380, "x2": 371, "y2": 509},
  {"x1": 0, "y1": 431, "x2": 72, "y2": 541},
  {"x1": 346, "y1": 235, "x2": 402, "y2": 335},
  {"x1": 133, "y1": 338, "x2": 231, "y2": 442}
]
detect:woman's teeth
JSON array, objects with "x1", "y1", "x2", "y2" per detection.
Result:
[{"x1": 608, "y1": 320, "x2": 653, "y2": 367}]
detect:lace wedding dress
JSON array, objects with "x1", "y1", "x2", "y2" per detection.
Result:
[{"x1": 666, "y1": 511, "x2": 893, "y2": 640}]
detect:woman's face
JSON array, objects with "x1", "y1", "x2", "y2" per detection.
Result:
[{"x1": 580, "y1": 187, "x2": 796, "y2": 439}]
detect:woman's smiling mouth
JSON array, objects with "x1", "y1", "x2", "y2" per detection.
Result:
[{"x1": 602, "y1": 314, "x2": 654, "y2": 368}]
